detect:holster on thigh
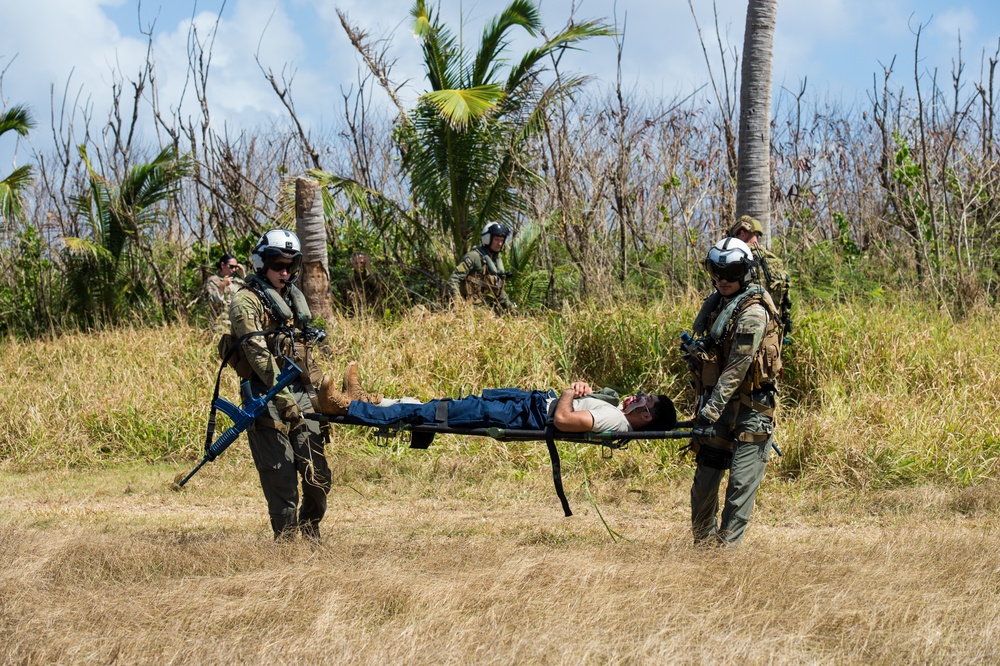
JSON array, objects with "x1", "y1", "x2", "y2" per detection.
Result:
[{"x1": 696, "y1": 443, "x2": 734, "y2": 470}]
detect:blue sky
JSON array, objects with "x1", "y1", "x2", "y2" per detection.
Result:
[{"x1": 3, "y1": 0, "x2": 1000, "y2": 168}]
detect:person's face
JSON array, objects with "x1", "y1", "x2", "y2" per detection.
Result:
[
  {"x1": 623, "y1": 392, "x2": 655, "y2": 417},
  {"x1": 623, "y1": 393, "x2": 659, "y2": 426},
  {"x1": 715, "y1": 278, "x2": 740, "y2": 297},
  {"x1": 265, "y1": 260, "x2": 294, "y2": 289},
  {"x1": 489, "y1": 235, "x2": 505, "y2": 252},
  {"x1": 220, "y1": 259, "x2": 239, "y2": 276}
]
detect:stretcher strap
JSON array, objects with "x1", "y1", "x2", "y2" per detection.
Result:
[{"x1": 545, "y1": 424, "x2": 573, "y2": 517}]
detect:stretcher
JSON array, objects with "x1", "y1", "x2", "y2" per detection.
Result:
[{"x1": 308, "y1": 412, "x2": 696, "y2": 517}]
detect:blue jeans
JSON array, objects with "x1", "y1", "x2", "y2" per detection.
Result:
[{"x1": 347, "y1": 388, "x2": 556, "y2": 429}]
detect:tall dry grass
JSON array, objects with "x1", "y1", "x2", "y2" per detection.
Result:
[
  {"x1": 2, "y1": 297, "x2": 998, "y2": 488},
  {"x1": 2, "y1": 300, "x2": 1000, "y2": 663}
]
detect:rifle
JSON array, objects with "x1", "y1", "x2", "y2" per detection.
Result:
[{"x1": 174, "y1": 360, "x2": 302, "y2": 488}]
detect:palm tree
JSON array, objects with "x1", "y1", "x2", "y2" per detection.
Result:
[
  {"x1": 0, "y1": 104, "x2": 36, "y2": 225},
  {"x1": 64, "y1": 145, "x2": 191, "y2": 326},
  {"x1": 735, "y1": 0, "x2": 778, "y2": 242},
  {"x1": 315, "y1": 0, "x2": 610, "y2": 264}
]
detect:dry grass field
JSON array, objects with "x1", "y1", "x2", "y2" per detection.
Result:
[
  {"x1": 2, "y1": 456, "x2": 999, "y2": 665},
  {"x1": 2, "y1": 302, "x2": 999, "y2": 663}
]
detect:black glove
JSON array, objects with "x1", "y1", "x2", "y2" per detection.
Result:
[{"x1": 692, "y1": 414, "x2": 715, "y2": 439}]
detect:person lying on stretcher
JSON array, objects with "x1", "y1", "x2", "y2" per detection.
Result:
[{"x1": 313, "y1": 363, "x2": 676, "y2": 433}]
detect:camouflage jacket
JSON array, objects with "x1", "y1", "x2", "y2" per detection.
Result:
[
  {"x1": 205, "y1": 274, "x2": 244, "y2": 318},
  {"x1": 447, "y1": 247, "x2": 515, "y2": 311},
  {"x1": 229, "y1": 287, "x2": 297, "y2": 412},
  {"x1": 752, "y1": 245, "x2": 792, "y2": 334},
  {"x1": 700, "y1": 294, "x2": 769, "y2": 423}
]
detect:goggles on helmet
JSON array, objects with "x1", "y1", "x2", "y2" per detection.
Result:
[{"x1": 706, "y1": 260, "x2": 748, "y2": 283}]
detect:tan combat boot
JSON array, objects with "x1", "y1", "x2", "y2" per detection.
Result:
[
  {"x1": 343, "y1": 361, "x2": 383, "y2": 404},
  {"x1": 315, "y1": 375, "x2": 351, "y2": 415}
]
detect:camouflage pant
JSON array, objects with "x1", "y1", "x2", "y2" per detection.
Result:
[{"x1": 246, "y1": 381, "x2": 331, "y2": 539}]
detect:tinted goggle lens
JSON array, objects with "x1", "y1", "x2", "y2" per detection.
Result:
[
  {"x1": 708, "y1": 262, "x2": 745, "y2": 282},
  {"x1": 266, "y1": 257, "x2": 297, "y2": 272}
]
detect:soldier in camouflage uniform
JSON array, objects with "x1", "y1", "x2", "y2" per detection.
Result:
[
  {"x1": 203, "y1": 253, "x2": 245, "y2": 332},
  {"x1": 693, "y1": 215, "x2": 792, "y2": 338},
  {"x1": 687, "y1": 238, "x2": 783, "y2": 547},
  {"x1": 447, "y1": 223, "x2": 516, "y2": 312},
  {"x1": 229, "y1": 230, "x2": 331, "y2": 541}
]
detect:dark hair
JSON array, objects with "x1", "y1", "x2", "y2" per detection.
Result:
[
  {"x1": 216, "y1": 253, "x2": 236, "y2": 269},
  {"x1": 639, "y1": 395, "x2": 677, "y2": 431}
]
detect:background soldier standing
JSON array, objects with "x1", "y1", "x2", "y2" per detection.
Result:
[
  {"x1": 202, "y1": 253, "x2": 245, "y2": 331},
  {"x1": 447, "y1": 223, "x2": 516, "y2": 312},
  {"x1": 687, "y1": 238, "x2": 783, "y2": 547}
]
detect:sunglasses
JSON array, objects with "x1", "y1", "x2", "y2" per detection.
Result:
[
  {"x1": 225, "y1": 264, "x2": 239, "y2": 269},
  {"x1": 269, "y1": 262, "x2": 294, "y2": 273}
]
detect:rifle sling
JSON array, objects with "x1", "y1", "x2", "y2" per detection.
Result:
[{"x1": 206, "y1": 329, "x2": 287, "y2": 452}]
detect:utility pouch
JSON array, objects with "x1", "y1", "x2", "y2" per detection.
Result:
[
  {"x1": 699, "y1": 348, "x2": 721, "y2": 388},
  {"x1": 218, "y1": 333, "x2": 255, "y2": 381},
  {"x1": 279, "y1": 336, "x2": 318, "y2": 387},
  {"x1": 696, "y1": 444, "x2": 734, "y2": 470}
]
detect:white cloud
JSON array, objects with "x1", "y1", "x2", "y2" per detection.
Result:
[{"x1": 4, "y1": 0, "x2": 1000, "y2": 171}]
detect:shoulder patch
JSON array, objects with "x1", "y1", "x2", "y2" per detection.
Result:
[{"x1": 734, "y1": 332, "x2": 755, "y2": 355}]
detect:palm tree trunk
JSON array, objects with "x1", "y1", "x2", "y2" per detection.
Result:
[
  {"x1": 735, "y1": 0, "x2": 778, "y2": 243},
  {"x1": 295, "y1": 177, "x2": 334, "y2": 324}
]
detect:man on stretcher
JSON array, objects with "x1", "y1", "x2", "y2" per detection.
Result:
[{"x1": 313, "y1": 363, "x2": 675, "y2": 434}]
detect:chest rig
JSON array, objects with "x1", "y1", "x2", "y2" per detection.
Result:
[
  {"x1": 242, "y1": 274, "x2": 321, "y2": 387},
  {"x1": 462, "y1": 247, "x2": 507, "y2": 300}
]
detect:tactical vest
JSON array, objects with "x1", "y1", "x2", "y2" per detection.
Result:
[
  {"x1": 219, "y1": 274, "x2": 320, "y2": 386},
  {"x1": 695, "y1": 285, "x2": 783, "y2": 395},
  {"x1": 461, "y1": 247, "x2": 506, "y2": 301}
]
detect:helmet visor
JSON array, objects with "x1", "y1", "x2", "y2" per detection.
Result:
[
  {"x1": 707, "y1": 260, "x2": 746, "y2": 283},
  {"x1": 264, "y1": 253, "x2": 302, "y2": 276}
]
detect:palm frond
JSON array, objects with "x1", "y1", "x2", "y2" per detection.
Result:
[
  {"x1": 505, "y1": 19, "x2": 612, "y2": 95},
  {"x1": 421, "y1": 85, "x2": 505, "y2": 130},
  {"x1": 472, "y1": 0, "x2": 541, "y2": 86},
  {"x1": 62, "y1": 236, "x2": 115, "y2": 263},
  {"x1": 0, "y1": 165, "x2": 34, "y2": 221},
  {"x1": 0, "y1": 104, "x2": 36, "y2": 138}
]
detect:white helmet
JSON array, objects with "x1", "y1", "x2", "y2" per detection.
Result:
[
  {"x1": 705, "y1": 237, "x2": 755, "y2": 287},
  {"x1": 480, "y1": 223, "x2": 511, "y2": 248},
  {"x1": 251, "y1": 229, "x2": 303, "y2": 282}
]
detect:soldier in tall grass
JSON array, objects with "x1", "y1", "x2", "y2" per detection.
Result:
[
  {"x1": 688, "y1": 238, "x2": 784, "y2": 547},
  {"x1": 448, "y1": 223, "x2": 516, "y2": 313}
]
